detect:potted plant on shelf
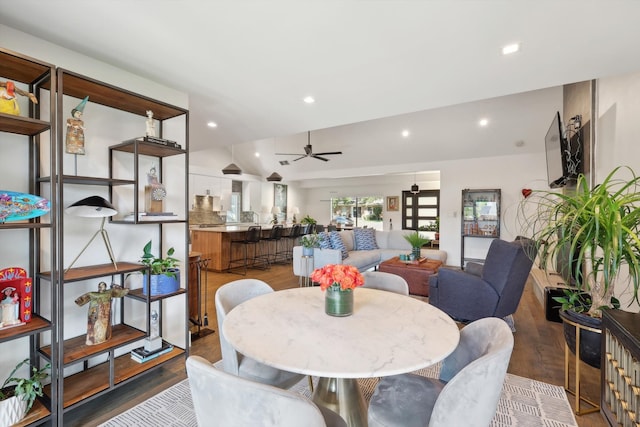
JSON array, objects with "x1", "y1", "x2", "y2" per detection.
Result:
[
  {"x1": 521, "y1": 166, "x2": 640, "y2": 367},
  {"x1": 300, "y1": 233, "x2": 319, "y2": 257},
  {"x1": 140, "y1": 240, "x2": 181, "y2": 296},
  {"x1": 403, "y1": 230, "x2": 431, "y2": 260},
  {"x1": 0, "y1": 359, "x2": 49, "y2": 427}
]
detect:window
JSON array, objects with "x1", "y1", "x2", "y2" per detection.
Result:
[
  {"x1": 402, "y1": 190, "x2": 440, "y2": 230},
  {"x1": 330, "y1": 196, "x2": 384, "y2": 230}
]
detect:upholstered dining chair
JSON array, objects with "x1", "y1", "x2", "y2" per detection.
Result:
[
  {"x1": 215, "y1": 279, "x2": 305, "y2": 389},
  {"x1": 362, "y1": 271, "x2": 409, "y2": 295},
  {"x1": 187, "y1": 356, "x2": 347, "y2": 427},
  {"x1": 368, "y1": 317, "x2": 514, "y2": 427}
]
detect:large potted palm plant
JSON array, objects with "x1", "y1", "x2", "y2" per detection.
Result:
[{"x1": 522, "y1": 166, "x2": 640, "y2": 367}]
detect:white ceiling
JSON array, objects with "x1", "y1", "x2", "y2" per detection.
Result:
[{"x1": 2, "y1": 1, "x2": 640, "y2": 182}]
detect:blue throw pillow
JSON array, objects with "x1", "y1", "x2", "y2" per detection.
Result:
[
  {"x1": 353, "y1": 227, "x2": 378, "y2": 250},
  {"x1": 329, "y1": 231, "x2": 349, "y2": 260},
  {"x1": 318, "y1": 231, "x2": 332, "y2": 249}
]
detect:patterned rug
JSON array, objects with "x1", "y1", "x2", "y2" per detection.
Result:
[{"x1": 100, "y1": 363, "x2": 578, "y2": 427}]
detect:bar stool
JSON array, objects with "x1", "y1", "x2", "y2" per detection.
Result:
[
  {"x1": 228, "y1": 226, "x2": 269, "y2": 275},
  {"x1": 285, "y1": 223, "x2": 302, "y2": 261},
  {"x1": 315, "y1": 224, "x2": 325, "y2": 232},
  {"x1": 262, "y1": 224, "x2": 286, "y2": 264}
]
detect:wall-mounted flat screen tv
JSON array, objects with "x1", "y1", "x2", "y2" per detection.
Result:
[{"x1": 545, "y1": 111, "x2": 582, "y2": 188}]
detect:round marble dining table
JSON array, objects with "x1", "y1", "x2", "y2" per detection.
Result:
[{"x1": 223, "y1": 287, "x2": 460, "y2": 427}]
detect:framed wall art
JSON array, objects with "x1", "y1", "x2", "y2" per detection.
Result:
[
  {"x1": 387, "y1": 196, "x2": 399, "y2": 211},
  {"x1": 274, "y1": 183, "x2": 288, "y2": 222}
]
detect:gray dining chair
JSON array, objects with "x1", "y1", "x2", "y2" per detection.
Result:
[
  {"x1": 187, "y1": 356, "x2": 347, "y2": 427},
  {"x1": 361, "y1": 271, "x2": 409, "y2": 295},
  {"x1": 215, "y1": 279, "x2": 305, "y2": 389},
  {"x1": 368, "y1": 317, "x2": 514, "y2": 427}
]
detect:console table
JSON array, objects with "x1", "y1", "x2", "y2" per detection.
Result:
[{"x1": 601, "y1": 309, "x2": 640, "y2": 426}]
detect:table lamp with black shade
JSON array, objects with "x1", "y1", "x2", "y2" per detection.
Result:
[{"x1": 65, "y1": 195, "x2": 118, "y2": 272}]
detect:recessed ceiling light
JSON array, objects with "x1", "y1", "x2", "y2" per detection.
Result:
[
  {"x1": 479, "y1": 118, "x2": 489, "y2": 127},
  {"x1": 207, "y1": 121, "x2": 217, "y2": 128},
  {"x1": 401, "y1": 130, "x2": 410, "y2": 138},
  {"x1": 502, "y1": 43, "x2": 520, "y2": 55},
  {"x1": 303, "y1": 96, "x2": 315, "y2": 104},
  {"x1": 255, "y1": 152, "x2": 260, "y2": 157}
]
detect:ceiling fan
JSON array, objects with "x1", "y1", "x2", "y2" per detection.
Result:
[{"x1": 276, "y1": 131, "x2": 342, "y2": 162}]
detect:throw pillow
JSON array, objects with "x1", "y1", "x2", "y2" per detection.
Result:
[
  {"x1": 329, "y1": 231, "x2": 349, "y2": 260},
  {"x1": 318, "y1": 231, "x2": 332, "y2": 249},
  {"x1": 353, "y1": 227, "x2": 378, "y2": 250}
]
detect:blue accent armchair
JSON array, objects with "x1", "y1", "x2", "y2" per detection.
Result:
[{"x1": 429, "y1": 238, "x2": 535, "y2": 322}]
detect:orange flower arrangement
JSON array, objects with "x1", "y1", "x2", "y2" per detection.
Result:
[{"x1": 310, "y1": 264, "x2": 364, "y2": 291}]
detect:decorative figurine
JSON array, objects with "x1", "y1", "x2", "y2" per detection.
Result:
[
  {"x1": 65, "y1": 96, "x2": 89, "y2": 155},
  {"x1": 0, "y1": 286, "x2": 19, "y2": 326},
  {"x1": 144, "y1": 309, "x2": 163, "y2": 352},
  {"x1": 0, "y1": 80, "x2": 38, "y2": 116},
  {"x1": 145, "y1": 164, "x2": 167, "y2": 213},
  {"x1": 75, "y1": 281, "x2": 128, "y2": 345},
  {"x1": 145, "y1": 110, "x2": 156, "y2": 137}
]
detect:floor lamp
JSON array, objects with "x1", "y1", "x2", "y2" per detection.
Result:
[{"x1": 65, "y1": 195, "x2": 118, "y2": 272}]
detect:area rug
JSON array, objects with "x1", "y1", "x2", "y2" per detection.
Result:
[{"x1": 99, "y1": 363, "x2": 578, "y2": 427}]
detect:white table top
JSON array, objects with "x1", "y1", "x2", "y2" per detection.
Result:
[{"x1": 223, "y1": 287, "x2": 460, "y2": 378}]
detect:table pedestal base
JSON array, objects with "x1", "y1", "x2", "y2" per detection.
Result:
[{"x1": 313, "y1": 377, "x2": 368, "y2": 427}]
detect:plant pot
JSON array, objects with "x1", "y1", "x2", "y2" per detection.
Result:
[
  {"x1": 0, "y1": 395, "x2": 27, "y2": 427},
  {"x1": 143, "y1": 269, "x2": 180, "y2": 296},
  {"x1": 435, "y1": 232, "x2": 440, "y2": 241},
  {"x1": 411, "y1": 246, "x2": 421, "y2": 260},
  {"x1": 559, "y1": 309, "x2": 602, "y2": 369},
  {"x1": 325, "y1": 287, "x2": 354, "y2": 317},
  {"x1": 302, "y1": 247, "x2": 314, "y2": 257}
]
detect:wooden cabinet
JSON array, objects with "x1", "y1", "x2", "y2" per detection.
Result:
[
  {"x1": 41, "y1": 68, "x2": 189, "y2": 425},
  {"x1": 601, "y1": 309, "x2": 640, "y2": 426},
  {"x1": 460, "y1": 188, "x2": 501, "y2": 268},
  {"x1": 0, "y1": 47, "x2": 56, "y2": 426}
]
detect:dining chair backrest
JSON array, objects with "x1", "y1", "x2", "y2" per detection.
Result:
[
  {"x1": 215, "y1": 279, "x2": 274, "y2": 375},
  {"x1": 362, "y1": 271, "x2": 409, "y2": 295},
  {"x1": 430, "y1": 317, "x2": 514, "y2": 426},
  {"x1": 246, "y1": 225, "x2": 262, "y2": 243},
  {"x1": 187, "y1": 356, "x2": 328, "y2": 427}
]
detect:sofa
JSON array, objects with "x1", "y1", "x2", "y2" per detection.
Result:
[{"x1": 292, "y1": 229, "x2": 447, "y2": 277}]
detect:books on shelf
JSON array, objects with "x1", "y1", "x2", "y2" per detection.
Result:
[
  {"x1": 131, "y1": 341, "x2": 174, "y2": 363},
  {"x1": 125, "y1": 136, "x2": 182, "y2": 149}
]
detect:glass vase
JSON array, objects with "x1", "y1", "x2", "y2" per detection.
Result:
[
  {"x1": 412, "y1": 246, "x2": 421, "y2": 260},
  {"x1": 325, "y1": 286, "x2": 354, "y2": 317}
]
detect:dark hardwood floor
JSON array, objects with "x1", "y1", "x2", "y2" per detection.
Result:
[{"x1": 65, "y1": 263, "x2": 607, "y2": 427}]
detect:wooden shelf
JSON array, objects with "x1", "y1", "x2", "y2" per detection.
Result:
[
  {"x1": 44, "y1": 347, "x2": 185, "y2": 409},
  {"x1": 38, "y1": 175, "x2": 135, "y2": 186},
  {"x1": 0, "y1": 113, "x2": 50, "y2": 136},
  {"x1": 0, "y1": 47, "x2": 54, "y2": 84},
  {"x1": 39, "y1": 262, "x2": 146, "y2": 283},
  {"x1": 111, "y1": 139, "x2": 186, "y2": 157},
  {"x1": 0, "y1": 315, "x2": 51, "y2": 342},
  {"x1": 39, "y1": 324, "x2": 145, "y2": 365},
  {"x1": 0, "y1": 221, "x2": 51, "y2": 230},
  {"x1": 58, "y1": 69, "x2": 186, "y2": 120},
  {"x1": 126, "y1": 287, "x2": 186, "y2": 302}
]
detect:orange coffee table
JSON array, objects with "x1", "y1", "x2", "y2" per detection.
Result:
[{"x1": 378, "y1": 257, "x2": 443, "y2": 297}]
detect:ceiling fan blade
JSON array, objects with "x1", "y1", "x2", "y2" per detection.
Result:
[
  {"x1": 292, "y1": 156, "x2": 307, "y2": 162},
  {"x1": 314, "y1": 151, "x2": 342, "y2": 156},
  {"x1": 312, "y1": 155, "x2": 330, "y2": 162},
  {"x1": 275, "y1": 152, "x2": 305, "y2": 156}
]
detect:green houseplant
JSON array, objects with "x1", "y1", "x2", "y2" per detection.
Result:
[
  {"x1": 521, "y1": 166, "x2": 640, "y2": 368},
  {"x1": 403, "y1": 231, "x2": 431, "y2": 260},
  {"x1": 0, "y1": 359, "x2": 49, "y2": 426},
  {"x1": 300, "y1": 233, "x2": 319, "y2": 256},
  {"x1": 140, "y1": 240, "x2": 181, "y2": 296},
  {"x1": 300, "y1": 215, "x2": 317, "y2": 225},
  {"x1": 524, "y1": 166, "x2": 640, "y2": 317}
]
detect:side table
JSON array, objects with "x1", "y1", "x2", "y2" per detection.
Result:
[{"x1": 299, "y1": 255, "x2": 314, "y2": 287}]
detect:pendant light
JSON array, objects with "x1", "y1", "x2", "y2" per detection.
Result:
[
  {"x1": 411, "y1": 172, "x2": 419, "y2": 194},
  {"x1": 266, "y1": 138, "x2": 283, "y2": 181},
  {"x1": 222, "y1": 145, "x2": 242, "y2": 175}
]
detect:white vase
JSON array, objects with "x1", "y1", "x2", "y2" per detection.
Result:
[{"x1": 0, "y1": 396, "x2": 27, "y2": 427}]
